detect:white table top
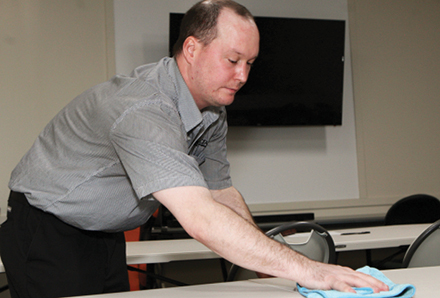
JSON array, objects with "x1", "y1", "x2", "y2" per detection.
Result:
[
  {"x1": 71, "y1": 266, "x2": 440, "y2": 297},
  {"x1": 286, "y1": 223, "x2": 430, "y2": 252},
  {"x1": 126, "y1": 239, "x2": 217, "y2": 265},
  {"x1": 126, "y1": 223, "x2": 430, "y2": 265}
]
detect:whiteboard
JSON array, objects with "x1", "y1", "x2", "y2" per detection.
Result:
[{"x1": 113, "y1": 0, "x2": 359, "y2": 205}]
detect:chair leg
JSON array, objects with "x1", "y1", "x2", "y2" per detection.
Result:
[
  {"x1": 0, "y1": 284, "x2": 8, "y2": 293},
  {"x1": 127, "y1": 265, "x2": 188, "y2": 287},
  {"x1": 366, "y1": 249, "x2": 372, "y2": 266},
  {"x1": 219, "y1": 259, "x2": 228, "y2": 281}
]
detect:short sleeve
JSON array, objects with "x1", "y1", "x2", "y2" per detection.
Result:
[{"x1": 110, "y1": 98, "x2": 208, "y2": 199}]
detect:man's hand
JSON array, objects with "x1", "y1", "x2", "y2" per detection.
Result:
[{"x1": 296, "y1": 260, "x2": 389, "y2": 293}]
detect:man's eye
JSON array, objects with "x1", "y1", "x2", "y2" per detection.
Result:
[{"x1": 229, "y1": 59, "x2": 237, "y2": 64}]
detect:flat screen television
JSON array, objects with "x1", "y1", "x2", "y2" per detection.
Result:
[{"x1": 169, "y1": 13, "x2": 346, "y2": 126}]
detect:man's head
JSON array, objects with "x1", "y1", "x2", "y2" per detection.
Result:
[
  {"x1": 175, "y1": 0, "x2": 259, "y2": 110},
  {"x1": 173, "y1": 0, "x2": 255, "y2": 57}
]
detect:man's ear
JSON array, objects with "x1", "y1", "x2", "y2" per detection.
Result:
[{"x1": 182, "y1": 36, "x2": 198, "y2": 64}]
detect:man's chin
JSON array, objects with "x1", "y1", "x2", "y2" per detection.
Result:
[{"x1": 219, "y1": 95, "x2": 236, "y2": 107}]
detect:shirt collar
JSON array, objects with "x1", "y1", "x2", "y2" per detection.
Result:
[{"x1": 167, "y1": 58, "x2": 222, "y2": 133}]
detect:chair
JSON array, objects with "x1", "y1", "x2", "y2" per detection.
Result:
[
  {"x1": 402, "y1": 219, "x2": 440, "y2": 268},
  {"x1": 226, "y1": 221, "x2": 336, "y2": 281},
  {"x1": 368, "y1": 194, "x2": 440, "y2": 268},
  {"x1": 384, "y1": 194, "x2": 440, "y2": 225}
]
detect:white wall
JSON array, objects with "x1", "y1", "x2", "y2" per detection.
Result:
[
  {"x1": 349, "y1": 0, "x2": 440, "y2": 201},
  {"x1": 0, "y1": 0, "x2": 114, "y2": 218},
  {"x1": 113, "y1": 0, "x2": 440, "y2": 222},
  {"x1": 2, "y1": 0, "x2": 440, "y2": 223},
  {"x1": 113, "y1": 0, "x2": 360, "y2": 209}
]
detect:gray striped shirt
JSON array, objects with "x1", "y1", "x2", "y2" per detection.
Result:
[{"x1": 9, "y1": 57, "x2": 232, "y2": 232}]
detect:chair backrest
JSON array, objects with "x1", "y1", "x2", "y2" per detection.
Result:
[
  {"x1": 266, "y1": 221, "x2": 336, "y2": 264},
  {"x1": 226, "y1": 221, "x2": 335, "y2": 281},
  {"x1": 402, "y1": 219, "x2": 440, "y2": 268},
  {"x1": 385, "y1": 194, "x2": 440, "y2": 225}
]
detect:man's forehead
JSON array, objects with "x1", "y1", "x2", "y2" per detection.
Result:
[
  {"x1": 217, "y1": 8, "x2": 255, "y2": 26},
  {"x1": 216, "y1": 10, "x2": 258, "y2": 38}
]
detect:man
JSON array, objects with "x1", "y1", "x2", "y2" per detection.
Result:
[{"x1": 0, "y1": 1, "x2": 388, "y2": 297}]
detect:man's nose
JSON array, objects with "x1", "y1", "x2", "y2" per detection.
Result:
[{"x1": 236, "y1": 64, "x2": 250, "y2": 84}]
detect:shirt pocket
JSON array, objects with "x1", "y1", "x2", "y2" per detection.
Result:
[{"x1": 189, "y1": 139, "x2": 208, "y2": 165}]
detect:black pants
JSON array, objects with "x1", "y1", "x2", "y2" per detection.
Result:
[{"x1": 0, "y1": 191, "x2": 129, "y2": 298}]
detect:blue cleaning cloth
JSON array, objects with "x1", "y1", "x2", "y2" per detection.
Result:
[{"x1": 297, "y1": 266, "x2": 415, "y2": 298}]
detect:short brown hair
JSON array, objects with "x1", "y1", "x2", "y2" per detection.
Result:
[{"x1": 172, "y1": 0, "x2": 254, "y2": 56}]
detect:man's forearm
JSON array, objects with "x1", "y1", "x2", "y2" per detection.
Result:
[
  {"x1": 153, "y1": 185, "x2": 389, "y2": 293},
  {"x1": 210, "y1": 186, "x2": 256, "y2": 227},
  {"x1": 154, "y1": 186, "x2": 304, "y2": 279}
]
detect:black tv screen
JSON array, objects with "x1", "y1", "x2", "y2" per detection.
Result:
[{"x1": 169, "y1": 14, "x2": 345, "y2": 126}]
